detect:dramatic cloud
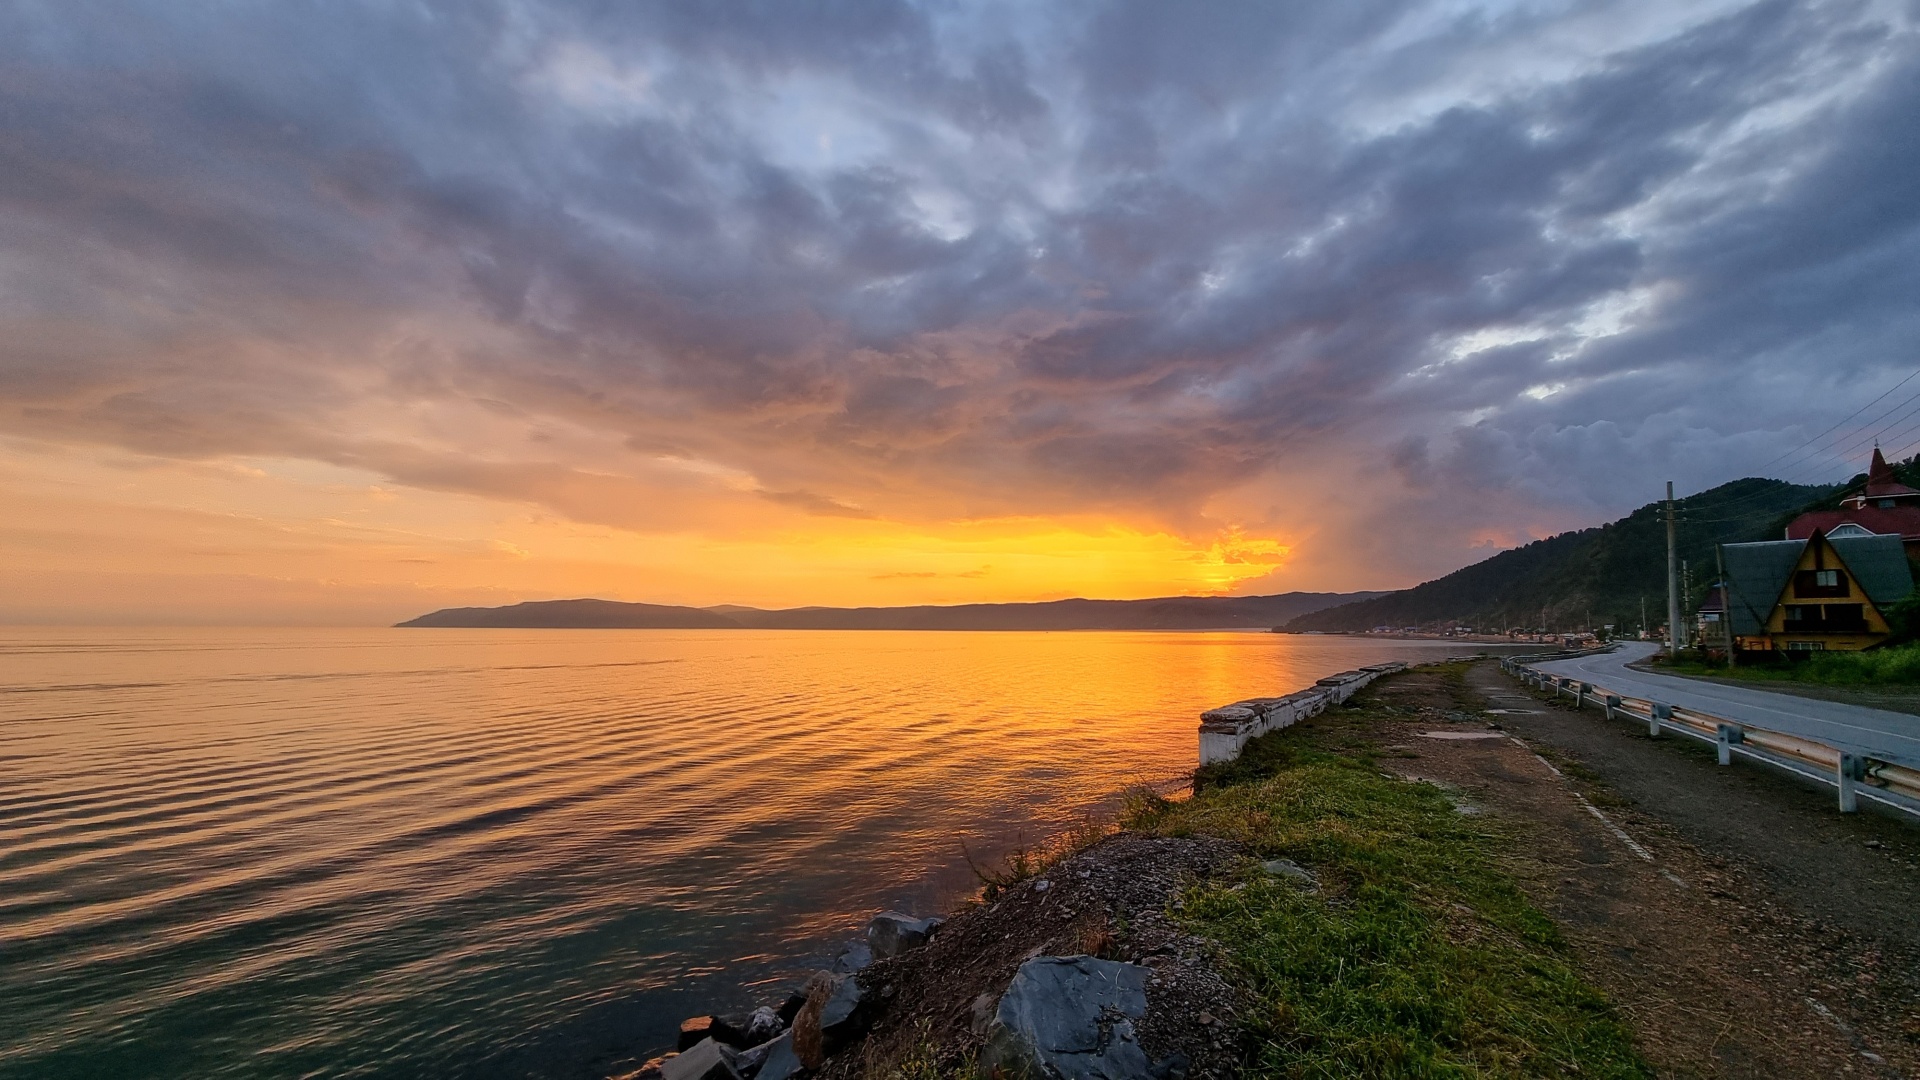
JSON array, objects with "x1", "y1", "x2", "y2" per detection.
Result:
[{"x1": 2, "y1": 0, "x2": 1916, "y2": 619}]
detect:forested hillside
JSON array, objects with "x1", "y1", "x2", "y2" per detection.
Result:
[{"x1": 1284, "y1": 476, "x2": 1840, "y2": 634}]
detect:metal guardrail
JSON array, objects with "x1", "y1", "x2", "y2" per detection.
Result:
[{"x1": 1501, "y1": 657, "x2": 1920, "y2": 817}]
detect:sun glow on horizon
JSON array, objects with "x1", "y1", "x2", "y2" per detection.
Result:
[{"x1": 0, "y1": 441, "x2": 1306, "y2": 624}]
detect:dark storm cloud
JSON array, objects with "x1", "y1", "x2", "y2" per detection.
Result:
[{"x1": 2, "y1": 0, "x2": 1917, "y2": 569}]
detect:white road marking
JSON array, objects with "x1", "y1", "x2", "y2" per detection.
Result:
[{"x1": 1514, "y1": 738, "x2": 1656, "y2": 862}]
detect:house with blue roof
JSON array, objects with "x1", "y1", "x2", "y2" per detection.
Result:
[{"x1": 1721, "y1": 530, "x2": 1914, "y2": 654}]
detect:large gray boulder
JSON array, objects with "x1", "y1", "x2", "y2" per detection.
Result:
[
  {"x1": 751, "y1": 1032, "x2": 803, "y2": 1080},
  {"x1": 820, "y1": 974, "x2": 867, "y2": 1038},
  {"x1": 867, "y1": 912, "x2": 943, "y2": 959},
  {"x1": 832, "y1": 940, "x2": 873, "y2": 973},
  {"x1": 790, "y1": 970, "x2": 870, "y2": 1067},
  {"x1": 982, "y1": 955, "x2": 1152, "y2": 1080},
  {"x1": 660, "y1": 1038, "x2": 741, "y2": 1080}
]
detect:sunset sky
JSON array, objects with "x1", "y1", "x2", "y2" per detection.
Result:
[{"x1": 4, "y1": 1, "x2": 1918, "y2": 624}]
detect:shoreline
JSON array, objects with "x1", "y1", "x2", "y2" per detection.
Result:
[
  {"x1": 613, "y1": 659, "x2": 1608, "y2": 1080},
  {"x1": 621, "y1": 658, "x2": 1920, "y2": 1079},
  {"x1": 1276, "y1": 629, "x2": 1584, "y2": 646}
]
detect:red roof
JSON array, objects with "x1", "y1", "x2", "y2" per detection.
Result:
[
  {"x1": 1787, "y1": 505, "x2": 1920, "y2": 542},
  {"x1": 1864, "y1": 448, "x2": 1920, "y2": 499}
]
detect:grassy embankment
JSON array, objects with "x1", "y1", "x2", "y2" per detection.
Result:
[
  {"x1": 1656, "y1": 641, "x2": 1920, "y2": 687},
  {"x1": 1122, "y1": 669, "x2": 1648, "y2": 1079}
]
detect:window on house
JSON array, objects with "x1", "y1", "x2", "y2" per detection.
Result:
[
  {"x1": 1786, "y1": 641, "x2": 1826, "y2": 651},
  {"x1": 1794, "y1": 569, "x2": 1848, "y2": 597},
  {"x1": 1828, "y1": 523, "x2": 1873, "y2": 538},
  {"x1": 1782, "y1": 603, "x2": 1868, "y2": 632},
  {"x1": 1879, "y1": 499, "x2": 1897, "y2": 509},
  {"x1": 1823, "y1": 604, "x2": 1868, "y2": 630}
]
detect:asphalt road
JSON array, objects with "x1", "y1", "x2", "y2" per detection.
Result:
[{"x1": 1533, "y1": 642, "x2": 1920, "y2": 768}]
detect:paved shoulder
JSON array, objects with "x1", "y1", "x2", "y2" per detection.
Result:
[{"x1": 1534, "y1": 643, "x2": 1920, "y2": 768}]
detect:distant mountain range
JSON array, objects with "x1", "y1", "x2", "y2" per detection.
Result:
[
  {"x1": 399, "y1": 468, "x2": 1907, "y2": 636},
  {"x1": 397, "y1": 591, "x2": 1387, "y2": 631},
  {"x1": 1282, "y1": 476, "x2": 1840, "y2": 634}
]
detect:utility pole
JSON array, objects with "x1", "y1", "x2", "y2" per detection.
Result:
[
  {"x1": 1641, "y1": 595, "x2": 1648, "y2": 639},
  {"x1": 1666, "y1": 481, "x2": 1684, "y2": 655},
  {"x1": 1683, "y1": 560, "x2": 1693, "y2": 633},
  {"x1": 1717, "y1": 542, "x2": 1735, "y2": 668}
]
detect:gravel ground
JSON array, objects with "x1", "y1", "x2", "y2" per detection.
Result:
[{"x1": 1423, "y1": 662, "x2": 1920, "y2": 1078}]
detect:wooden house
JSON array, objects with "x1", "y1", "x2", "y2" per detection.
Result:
[{"x1": 1722, "y1": 530, "x2": 1913, "y2": 653}]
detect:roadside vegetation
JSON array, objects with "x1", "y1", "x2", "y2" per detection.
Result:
[
  {"x1": 1661, "y1": 595, "x2": 1920, "y2": 687},
  {"x1": 1123, "y1": 679, "x2": 1648, "y2": 1079},
  {"x1": 1662, "y1": 642, "x2": 1920, "y2": 687}
]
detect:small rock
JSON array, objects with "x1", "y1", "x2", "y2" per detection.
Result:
[
  {"x1": 867, "y1": 912, "x2": 944, "y2": 959},
  {"x1": 1149, "y1": 1050, "x2": 1192, "y2": 1080},
  {"x1": 832, "y1": 940, "x2": 873, "y2": 973},
  {"x1": 1260, "y1": 859, "x2": 1316, "y2": 887},
  {"x1": 982, "y1": 955, "x2": 1151, "y2": 1080},
  {"x1": 1033, "y1": 879, "x2": 1051, "y2": 892},
  {"x1": 970, "y1": 990, "x2": 999, "y2": 1036},
  {"x1": 743, "y1": 1006, "x2": 783, "y2": 1046},
  {"x1": 1196, "y1": 1011, "x2": 1216, "y2": 1026},
  {"x1": 612, "y1": 1056, "x2": 669, "y2": 1080},
  {"x1": 678, "y1": 1017, "x2": 717, "y2": 1052},
  {"x1": 661, "y1": 1038, "x2": 741, "y2": 1080}
]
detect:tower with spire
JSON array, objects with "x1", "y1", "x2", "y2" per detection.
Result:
[
  {"x1": 1787, "y1": 448, "x2": 1920, "y2": 553},
  {"x1": 1838, "y1": 447, "x2": 1920, "y2": 510}
]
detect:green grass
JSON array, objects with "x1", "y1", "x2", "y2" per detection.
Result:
[
  {"x1": 1659, "y1": 641, "x2": 1920, "y2": 687},
  {"x1": 1126, "y1": 696, "x2": 1649, "y2": 1079}
]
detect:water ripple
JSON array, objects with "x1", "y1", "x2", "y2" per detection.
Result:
[{"x1": 0, "y1": 627, "x2": 1501, "y2": 1080}]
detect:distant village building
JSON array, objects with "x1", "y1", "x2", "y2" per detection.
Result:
[
  {"x1": 1786, "y1": 448, "x2": 1920, "y2": 552},
  {"x1": 1695, "y1": 582, "x2": 1728, "y2": 648},
  {"x1": 1721, "y1": 530, "x2": 1913, "y2": 652}
]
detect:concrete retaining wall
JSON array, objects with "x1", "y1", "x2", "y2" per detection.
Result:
[{"x1": 1197, "y1": 662, "x2": 1408, "y2": 766}]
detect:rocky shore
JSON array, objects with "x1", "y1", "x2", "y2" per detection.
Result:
[
  {"x1": 620, "y1": 657, "x2": 1920, "y2": 1079},
  {"x1": 606, "y1": 661, "x2": 1461, "y2": 1080},
  {"x1": 612, "y1": 829, "x2": 1263, "y2": 1080}
]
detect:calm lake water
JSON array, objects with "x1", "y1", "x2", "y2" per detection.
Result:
[{"x1": 0, "y1": 628, "x2": 1504, "y2": 1079}]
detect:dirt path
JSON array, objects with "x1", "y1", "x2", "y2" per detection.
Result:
[{"x1": 1366, "y1": 663, "x2": 1920, "y2": 1079}]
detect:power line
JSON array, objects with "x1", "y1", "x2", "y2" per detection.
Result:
[
  {"x1": 1779, "y1": 391, "x2": 1920, "y2": 486},
  {"x1": 1885, "y1": 430, "x2": 1920, "y2": 464},
  {"x1": 1754, "y1": 368, "x2": 1920, "y2": 476},
  {"x1": 1824, "y1": 396, "x2": 1920, "y2": 464}
]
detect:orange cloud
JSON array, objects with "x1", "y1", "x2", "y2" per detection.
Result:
[{"x1": 0, "y1": 440, "x2": 1310, "y2": 623}]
